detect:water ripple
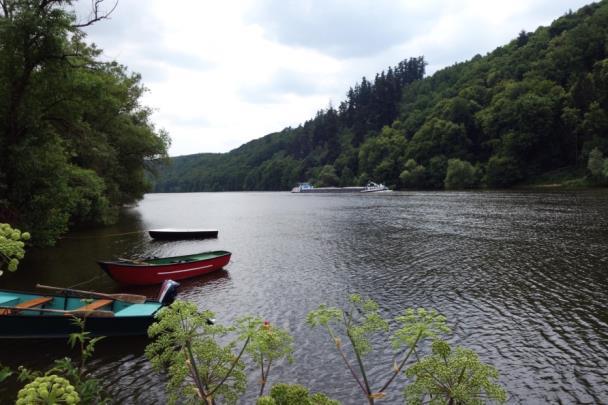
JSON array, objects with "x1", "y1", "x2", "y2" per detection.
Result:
[{"x1": 2, "y1": 190, "x2": 607, "y2": 404}]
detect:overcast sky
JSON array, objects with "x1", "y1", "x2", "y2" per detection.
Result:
[{"x1": 78, "y1": 0, "x2": 593, "y2": 157}]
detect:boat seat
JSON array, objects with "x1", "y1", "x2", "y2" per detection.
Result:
[
  {"x1": 74, "y1": 299, "x2": 113, "y2": 312},
  {"x1": 0, "y1": 296, "x2": 52, "y2": 315},
  {"x1": 17, "y1": 296, "x2": 53, "y2": 309}
]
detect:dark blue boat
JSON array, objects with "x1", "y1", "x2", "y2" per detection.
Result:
[{"x1": 148, "y1": 228, "x2": 218, "y2": 240}]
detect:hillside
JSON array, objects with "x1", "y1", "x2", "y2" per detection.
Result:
[{"x1": 154, "y1": 1, "x2": 608, "y2": 192}]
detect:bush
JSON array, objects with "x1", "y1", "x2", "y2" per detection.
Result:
[
  {"x1": 484, "y1": 155, "x2": 523, "y2": 188},
  {"x1": 0, "y1": 223, "x2": 30, "y2": 275},
  {"x1": 257, "y1": 384, "x2": 339, "y2": 405},
  {"x1": 587, "y1": 147, "x2": 608, "y2": 184},
  {"x1": 444, "y1": 159, "x2": 479, "y2": 189},
  {"x1": 405, "y1": 340, "x2": 506, "y2": 404}
]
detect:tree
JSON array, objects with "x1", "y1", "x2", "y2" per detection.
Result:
[
  {"x1": 0, "y1": 0, "x2": 169, "y2": 245},
  {"x1": 484, "y1": 155, "x2": 523, "y2": 188},
  {"x1": 587, "y1": 147, "x2": 604, "y2": 175},
  {"x1": 406, "y1": 117, "x2": 471, "y2": 168},
  {"x1": 316, "y1": 165, "x2": 340, "y2": 187},
  {"x1": 444, "y1": 159, "x2": 479, "y2": 189},
  {"x1": 399, "y1": 159, "x2": 427, "y2": 189},
  {"x1": 587, "y1": 147, "x2": 607, "y2": 184}
]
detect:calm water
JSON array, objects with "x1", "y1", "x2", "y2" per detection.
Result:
[{"x1": 1, "y1": 191, "x2": 607, "y2": 404}]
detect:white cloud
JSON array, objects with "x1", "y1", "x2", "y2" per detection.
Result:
[{"x1": 78, "y1": 0, "x2": 595, "y2": 156}]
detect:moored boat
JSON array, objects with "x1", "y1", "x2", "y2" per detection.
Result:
[
  {"x1": 360, "y1": 181, "x2": 391, "y2": 193},
  {"x1": 0, "y1": 280, "x2": 179, "y2": 339},
  {"x1": 291, "y1": 182, "x2": 365, "y2": 193},
  {"x1": 148, "y1": 228, "x2": 218, "y2": 240},
  {"x1": 98, "y1": 251, "x2": 232, "y2": 285}
]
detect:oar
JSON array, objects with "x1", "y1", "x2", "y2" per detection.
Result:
[
  {"x1": 36, "y1": 284, "x2": 147, "y2": 304},
  {"x1": 0, "y1": 305, "x2": 114, "y2": 317}
]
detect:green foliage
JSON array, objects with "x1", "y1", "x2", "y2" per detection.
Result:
[
  {"x1": 146, "y1": 301, "x2": 247, "y2": 405},
  {"x1": 257, "y1": 383, "x2": 340, "y2": 405},
  {"x1": 17, "y1": 318, "x2": 107, "y2": 404},
  {"x1": 358, "y1": 126, "x2": 407, "y2": 184},
  {"x1": 405, "y1": 341, "x2": 507, "y2": 405},
  {"x1": 0, "y1": 223, "x2": 29, "y2": 275},
  {"x1": 0, "y1": 363, "x2": 12, "y2": 383},
  {"x1": 237, "y1": 317, "x2": 294, "y2": 396},
  {"x1": 400, "y1": 159, "x2": 427, "y2": 188},
  {"x1": 16, "y1": 375, "x2": 80, "y2": 405},
  {"x1": 154, "y1": 1, "x2": 608, "y2": 191},
  {"x1": 0, "y1": 0, "x2": 169, "y2": 245},
  {"x1": 391, "y1": 308, "x2": 450, "y2": 349},
  {"x1": 484, "y1": 155, "x2": 523, "y2": 188},
  {"x1": 444, "y1": 159, "x2": 480, "y2": 189},
  {"x1": 587, "y1": 147, "x2": 605, "y2": 176},
  {"x1": 146, "y1": 301, "x2": 294, "y2": 404},
  {"x1": 407, "y1": 118, "x2": 470, "y2": 163},
  {"x1": 314, "y1": 165, "x2": 340, "y2": 187},
  {"x1": 307, "y1": 295, "x2": 450, "y2": 404}
]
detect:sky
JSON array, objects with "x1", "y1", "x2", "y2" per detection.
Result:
[{"x1": 77, "y1": 0, "x2": 594, "y2": 157}]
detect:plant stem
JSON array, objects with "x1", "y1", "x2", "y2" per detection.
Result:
[
  {"x1": 259, "y1": 354, "x2": 266, "y2": 397},
  {"x1": 179, "y1": 312, "x2": 209, "y2": 402},
  {"x1": 345, "y1": 329, "x2": 374, "y2": 404},
  {"x1": 209, "y1": 336, "x2": 250, "y2": 397},
  {"x1": 326, "y1": 326, "x2": 367, "y2": 395},
  {"x1": 259, "y1": 357, "x2": 273, "y2": 397},
  {"x1": 378, "y1": 330, "x2": 422, "y2": 393},
  {"x1": 185, "y1": 340, "x2": 208, "y2": 401}
]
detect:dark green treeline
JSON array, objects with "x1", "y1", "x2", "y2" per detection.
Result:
[
  {"x1": 155, "y1": 1, "x2": 608, "y2": 193},
  {"x1": 0, "y1": 0, "x2": 169, "y2": 245}
]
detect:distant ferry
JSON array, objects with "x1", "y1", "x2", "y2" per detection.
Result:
[
  {"x1": 291, "y1": 182, "x2": 391, "y2": 193},
  {"x1": 361, "y1": 181, "x2": 391, "y2": 193}
]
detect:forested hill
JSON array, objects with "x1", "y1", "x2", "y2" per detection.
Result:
[{"x1": 154, "y1": 1, "x2": 608, "y2": 192}]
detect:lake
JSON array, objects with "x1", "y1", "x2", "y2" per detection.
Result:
[{"x1": 1, "y1": 190, "x2": 607, "y2": 404}]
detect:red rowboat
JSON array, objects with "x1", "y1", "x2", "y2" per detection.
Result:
[{"x1": 98, "y1": 251, "x2": 231, "y2": 285}]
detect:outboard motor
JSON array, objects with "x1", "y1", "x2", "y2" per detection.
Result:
[{"x1": 157, "y1": 279, "x2": 180, "y2": 305}]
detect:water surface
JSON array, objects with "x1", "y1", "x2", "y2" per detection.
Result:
[{"x1": 1, "y1": 191, "x2": 607, "y2": 404}]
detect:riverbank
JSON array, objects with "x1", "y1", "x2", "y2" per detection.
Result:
[{"x1": 514, "y1": 166, "x2": 594, "y2": 189}]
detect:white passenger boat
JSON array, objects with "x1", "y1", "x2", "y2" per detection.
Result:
[{"x1": 360, "y1": 182, "x2": 391, "y2": 193}]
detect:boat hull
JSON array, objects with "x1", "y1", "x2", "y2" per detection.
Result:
[
  {"x1": 148, "y1": 229, "x2": 218, "y2": 240},
  {"x1": 0, "y1": 287, "x2": 176, "y2": 339},
  {"x1": 0, "y1": 313, "x2": 158, "y2": 338},
  {"x1": 294, "y1": 187, "x2": 365, "y2": 193},
  {"x1": 99, "y1": 251, "x2": 231, "y2": 285}
]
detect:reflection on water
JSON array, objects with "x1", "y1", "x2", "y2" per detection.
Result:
[{"x1": 1, "y1": 190, "x2": 608, "y2": 403}]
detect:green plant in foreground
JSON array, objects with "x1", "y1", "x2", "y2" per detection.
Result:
[
  {"x1": 146, "y1": 301, "x2": 247, "y2": 405},
  {"x1": 0, "y1": 363, "x2": 12, "y2": 383},
  {"x1": 0, "y1": 223, "x2": 30, "y2": 275},
  {"x1": 405, "y1": 340, "x2": 507, "y2": 404},
  {"x1": 308, "y1": 295, "x2": 501, "y2": 404},
  {"x1": 237, "y1": 316, "x2": 294, "y2": 396},
  {"x1": 146, "y1": 301, "x2": 293, "y2": 404},
  {"x1": 17, "y1": 318, "x2": 107, "y2": 404},
  {"x1": 16, "y1": 375, "x2": 79, "y2": 404},
  {"x1": 257, "y1": 383, "x2": 340, "y2": 405}
]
